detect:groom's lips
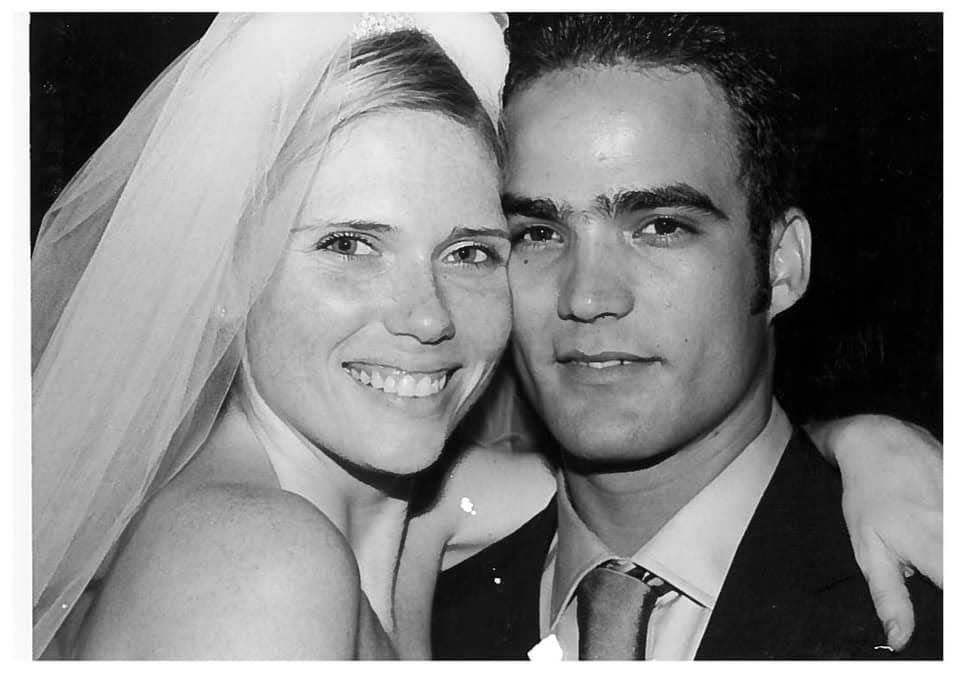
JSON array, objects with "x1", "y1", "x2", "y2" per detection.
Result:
[
  {"x1": 557, "y1": 349, "x2": 659, "y2": 365},
  {"x1": 555, "y1": 349, "x2": 661, "y2": 384}
]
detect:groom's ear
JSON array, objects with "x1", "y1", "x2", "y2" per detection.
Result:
[{"x1": 766, "y1": 208, "x2": 812, "y2": 323}]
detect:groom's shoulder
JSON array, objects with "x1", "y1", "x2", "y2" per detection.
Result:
[{"x1": 717, "y1": 430, "x2": 942, "y2": 659}]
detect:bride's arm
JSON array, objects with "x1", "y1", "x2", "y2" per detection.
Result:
[
  {"x1": 807, "y1": 415, "x2": 942, "y2": 650},
  {"x1": 77, "y1": 484, "x2": 362, "y2": 659}
]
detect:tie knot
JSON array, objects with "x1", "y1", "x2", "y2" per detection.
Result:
[{"x1": 593, "y1": 559, "x2": 672, "y2": 595}]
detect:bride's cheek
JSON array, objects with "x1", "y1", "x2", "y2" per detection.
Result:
[
  {"x1": 455, "y1": 273, "x2": 511, "y2": 350},
  {"x1": 457, "y1": 282, "x2": 512, "y2": 407}
]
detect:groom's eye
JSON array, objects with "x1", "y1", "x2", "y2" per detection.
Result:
[
  {"x1": 512, "y1": 224, "x2": 562, "y2": 246},
  {"x1": 631, "y1": 215, "x2": 696, "y2": 248}
]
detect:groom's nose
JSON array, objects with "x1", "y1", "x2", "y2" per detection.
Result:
[{"x1": 557, "y1": 240, "x2": 635, "y2": 323}]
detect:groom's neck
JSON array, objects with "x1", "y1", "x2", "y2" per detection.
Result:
[{"x1": 561, "y1": 384, "x2": 773, "y2": 557}]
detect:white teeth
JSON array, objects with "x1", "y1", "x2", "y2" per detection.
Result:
[
  {"x1": 348, "y1": 367, "x2": 373, "y2": 385},
  {"x1": 344, "y1": 365, "x2": 449, "y2": 398},
  {"x1": 383, "y1": 375, "x2": 397, "y2": 393},
  {"x1": 414, "y1": 375, "x2": 433, "y2": 397},
  {"x1": 397, "y1": 374, "x2": 417, "y2": 397},
  {"x1": 577, "y1": 360, "x2": 631, "y2": 369}
]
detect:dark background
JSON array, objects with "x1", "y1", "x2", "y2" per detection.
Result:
[{"x1": 29, "y1": 13, "x2": 943, "y2": 438}]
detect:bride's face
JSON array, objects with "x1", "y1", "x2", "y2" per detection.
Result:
[{"x1": 246, "y1": 111, "x2": 510, "y2": 475}]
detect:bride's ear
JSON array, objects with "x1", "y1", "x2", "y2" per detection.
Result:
[{"x1": 767, "y1": 208, "x2": 812, "y2": 323}]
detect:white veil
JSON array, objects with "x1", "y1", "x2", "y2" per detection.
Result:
[{"x1": 31, "y1": 13, "x2": 509, "y2": 657}]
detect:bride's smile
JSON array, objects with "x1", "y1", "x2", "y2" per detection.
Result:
[{"x1": 342, "y1": 361, "x2": 454, "y2": 398}]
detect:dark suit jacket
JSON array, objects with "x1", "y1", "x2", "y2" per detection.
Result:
[{"x1": 432, "y1": 430, "x2": 942, "y2": 660}]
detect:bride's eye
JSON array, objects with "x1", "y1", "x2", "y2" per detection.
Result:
[{"x1": 316, "y1": 233, "x2": 376, "y2": 257}]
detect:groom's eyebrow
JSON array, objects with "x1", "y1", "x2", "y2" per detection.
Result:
[
  {"x1": 448, "y1": 226, "x2": 510, "y2": 240},
  {"x1": 501, "y1": 186, "x2": 727, "y2": 223},
  {"x1": 501, "y1": 193, "x2": 571, "y2": 223},
  {"x1": 598, "y1": 184, "x2": 728, "y2": 220}
]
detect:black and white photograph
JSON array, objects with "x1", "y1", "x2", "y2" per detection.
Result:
[{"x1": 19, "y1": 9, "x2": 944, "y2": 662}]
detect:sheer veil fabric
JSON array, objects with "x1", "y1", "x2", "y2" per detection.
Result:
[{"x1": 31, "y1": 13, "x2": 509, "y2": 657}]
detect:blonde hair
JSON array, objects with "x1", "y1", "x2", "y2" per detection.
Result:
[{"x1": 280, "y1": 29, "x2": 503, "y2": 176}]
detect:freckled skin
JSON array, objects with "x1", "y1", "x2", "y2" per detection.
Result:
[
  {"x1": 504, "y1": 67, "x2": 771, "y2": 466},
  {"x1": 245, "y1": 112, "x2": 511, "y2": 476}
]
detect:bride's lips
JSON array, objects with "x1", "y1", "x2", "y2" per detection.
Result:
[{"x1": 341, "y1": 360, "x2": 459, "y2": 399}]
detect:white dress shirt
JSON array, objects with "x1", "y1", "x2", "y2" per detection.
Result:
[{"x1": 536, "y1": 401, "x2": 793, "y2": 660}]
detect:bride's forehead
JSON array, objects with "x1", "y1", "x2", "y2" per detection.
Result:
[
  {"x1": 325, "y1": 110, "x2": 494, "y2": 167},
  {"x1": 303, "y1": 112, "x2": 500, "y2": 206}
]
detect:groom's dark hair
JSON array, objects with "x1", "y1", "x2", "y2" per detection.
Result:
[{"x1": 504, "y1": 13, "x2": 799, "y2": 312}]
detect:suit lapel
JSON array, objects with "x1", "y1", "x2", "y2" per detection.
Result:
[
  {"x1": 695, "y1": 430, "x2": 808, "y2": 659},
  {"x1": 695, "y1": 431, "x2": 863, "y2": 659}
]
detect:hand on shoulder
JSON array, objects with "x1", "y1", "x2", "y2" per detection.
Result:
[{"x1": 78, "y1": 482, "x2": 361, "y2": 659}]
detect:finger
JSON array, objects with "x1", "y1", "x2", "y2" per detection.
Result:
[
  {"x1": 856, "y1": 537, "x2": 915, "y2": 651},
  {"x1": 898, "y1": 509, "x2": 943, "y2": 588}
]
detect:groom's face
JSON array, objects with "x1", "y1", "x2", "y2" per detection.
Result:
[{"x1": 504, "y1": 66, "x2": 770, "y2": 465}]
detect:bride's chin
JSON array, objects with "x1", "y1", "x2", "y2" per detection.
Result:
[
  {"x1": 323, "y1": 375, "x2": 488, "y2": 477},
  {"x1": 339, "y1": 420, "x2": 453, "y2": 467},
  {"x1": 372, "y1": 435, "x2": 449, "y2": 475},
  {"x1": 327, "y1": 436, "x2": 449, "y2": 490}
]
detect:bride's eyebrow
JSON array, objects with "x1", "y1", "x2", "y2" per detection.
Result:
[{"x1": 293, "y1": 219, "x2": 395, "y2": 234}]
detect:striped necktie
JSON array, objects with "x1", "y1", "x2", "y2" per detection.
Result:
[{"x1": 576, "y1": 560, "x2": 671, "y2": 660}]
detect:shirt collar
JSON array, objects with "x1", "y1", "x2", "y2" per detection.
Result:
[{"x1": 549, "y1": 400, "x2": 793, "y2": 629}]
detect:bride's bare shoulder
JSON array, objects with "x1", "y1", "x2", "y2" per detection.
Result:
[{"x1": 78, "y1": 482, "x2": 360, "y2": 659}]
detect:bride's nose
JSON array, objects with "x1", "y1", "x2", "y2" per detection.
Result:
[{"x1": 383, "y1": 266, "x2": 456, "y2": 344}]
